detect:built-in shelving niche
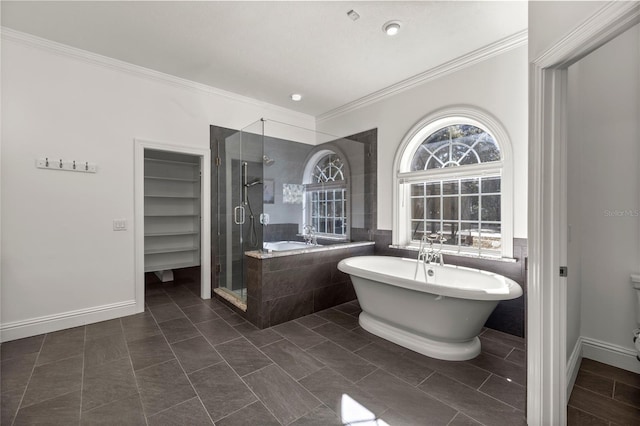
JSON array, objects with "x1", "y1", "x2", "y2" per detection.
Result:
[{"x1": 144, "y1": 150, "x2": 201, "y2": 277}]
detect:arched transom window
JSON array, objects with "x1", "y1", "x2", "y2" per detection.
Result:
[
  {"x1": 313, "y1": 153, "x2": 345, "y2": 182},
  {"x1": 394, "y1": 110, "x2": 513, "y2": 257},
  {"x1": 411, "y1": 125, "x2": 501, "y2": 170}
]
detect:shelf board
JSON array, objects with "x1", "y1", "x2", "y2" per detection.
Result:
[
  {"x1": 144, "y1": 260, "x2": 200, "y2": 273},
  {"x1": 144, "y1": 176, "x2": 198, "y2": 182},
  {"x1": 145, "y1": 231, "x2": 199, "y2": 237},
  {"x1": 144, "y1": 158, "x2": 199, "y2": 167},
  {"x1": 145, "y1": 246, "x2": 200, "y2": 255},
  {"x1": 145, "y1": 195, "x2": 200, "y2": 199}
]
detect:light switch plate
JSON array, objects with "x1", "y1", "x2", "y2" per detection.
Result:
[{"x1": 113, "y1": 219, "x2": 127, "y2": 231}]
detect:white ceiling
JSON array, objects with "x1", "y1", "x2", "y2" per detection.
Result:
[{"x1": 1, "y1": 1, "x2": 527, "y2": 117}]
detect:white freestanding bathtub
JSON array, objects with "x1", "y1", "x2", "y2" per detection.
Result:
[{"x1": 337, "y1": 256, "x2": 523, "y2": 361}]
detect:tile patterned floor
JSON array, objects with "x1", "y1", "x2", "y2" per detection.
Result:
[
  {"x1": 568, "y1": 357, "x2": 640, "y2": 425},
  {"x1": 1, "y1": 279, "x2": 527, "y2": 425}
]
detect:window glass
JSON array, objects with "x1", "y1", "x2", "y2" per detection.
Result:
[{"x1": 410, "y1": 125, "x2": 500, "y2": 171}]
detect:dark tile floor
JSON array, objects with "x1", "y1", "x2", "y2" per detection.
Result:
[
  {"x1": 1, "y1": 279, "x2": 527, "y2": 425},
  {"x1": 568, "y1": 357, "x2": 640, "y2": 425}
]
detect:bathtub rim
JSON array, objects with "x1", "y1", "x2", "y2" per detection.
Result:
[
  {"x1": 338, "y1": 255, "x2": 522, "y2": 301},
  {"x1": 245, "y1": 240, "x2": 375, "y2": 259},
  {"x1": 262, "y1": 241, "x2": 323, "y2": 252}
]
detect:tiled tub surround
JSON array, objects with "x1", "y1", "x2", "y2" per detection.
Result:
[
  {"x1": 0, "y1": 278, "x2": 527, "y2": 425},
  {"x1": 372, "y1": 231, "x2": 527, "y2": 338},
  {"x1": 243, "y1": 242, "x2": 375, "y2": 329}
]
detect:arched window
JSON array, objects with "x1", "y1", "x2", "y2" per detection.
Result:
[
  {"x1": 303, "y1": 150, "x2": 349, "y2": 238},
  {"x1": 394, "y1": 108, "x2": 513, "y2": 258}
]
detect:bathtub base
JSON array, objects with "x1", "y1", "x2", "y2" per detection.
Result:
[{"x1": 359, "y1": 311, "x2": 481, "y2": 361}]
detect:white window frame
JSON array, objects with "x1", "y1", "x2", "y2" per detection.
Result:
[
  {"x1": 393, "y1": 106, "x2": 514, "y2": 258},
  {"x1": 302, "y1": 149, "x2": 350, "y2": 240}
]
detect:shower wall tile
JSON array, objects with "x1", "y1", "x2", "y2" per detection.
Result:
[
  {"x1": 246, "y1": 257, "x2": 262, "y2": 303},
  {"x1": 261, "y1": 264, "x2": 333, "y2": 302},
  {"x1": 485, "y1": 304, "x2": 525, "y2": 337},
  {"x1": 264, "y1": 223, "x2": 299, "y2": 242},
  {"x1": 350, "y1": 228, "x2": 371, "y2": 242},
  {"x1": 267, "y1": 291, "x2": 314, "y2": 327},
  {"x1": 245, "y1": 296, "x2": 263, "y2": 328},
  {"x1": 313, "y1": 282, "x2": 356, "y2": 312}
]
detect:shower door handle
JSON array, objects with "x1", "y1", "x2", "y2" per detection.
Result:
[{"x1": 234, "y1": 205, "x2": 245, "y2": 225}]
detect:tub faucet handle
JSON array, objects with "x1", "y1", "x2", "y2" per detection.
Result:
[{"x1": 302, "y1": 224, "x2": 316, "y2": 245}]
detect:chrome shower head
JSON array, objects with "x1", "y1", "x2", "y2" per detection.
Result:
[{"x1": 263, "y1": 155, "x2": 275, "y2": 166}]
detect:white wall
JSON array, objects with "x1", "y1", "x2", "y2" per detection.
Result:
[
  {"x1": 567, "y1": 24, "x2": 640, "y2": 364},
  {"x1": 0, "y1": 34, "x2": 314, "y2": 340},
  {"x1": 317, "y1": 45, "x2": 528, "y2": 238},
  {"x1": 567, "y1": 63, "x2": 584, "y2": 364}
]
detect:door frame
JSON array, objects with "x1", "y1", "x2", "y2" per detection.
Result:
[
  {"x1": 528, "y1": 2, "x2": 640, "y2": 424},
  {"x1": 134, "y1": 139, "x2": 212, "y2": 313}
]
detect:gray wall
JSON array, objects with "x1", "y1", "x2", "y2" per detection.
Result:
[
  {"x1": 567, "y1": 24, "x2": 640, "y2": 365},
  {"x1": 263, "y1": 136, "x2": 313, "y2": 227}
]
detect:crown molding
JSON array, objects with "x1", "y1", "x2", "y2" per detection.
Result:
[
  {"x1": 317, "y1": 29, "x2": 528, "y2": 123},
  {"x1": 0, "y1": 27, "x2": 314, "y2": 122},
  {"x1": 533, "y1": 1, "x2": 640, "y2": 68}
]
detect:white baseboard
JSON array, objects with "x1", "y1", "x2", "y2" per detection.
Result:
[
  {"x1": 566, "y1": 337, "x2": 583, "y2": 398},
  {"x1": 566, "y1": 336, "x2": 640, "y2": 397},
  {"x1": 581, "y1": 336, "x2": 640, "y2": 375},
  {"x1": 0, "y1": 300, "x2": 139, "y2": 342}
]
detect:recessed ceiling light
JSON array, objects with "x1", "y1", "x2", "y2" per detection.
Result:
[
  {"x1": 290, "y1": 93, "x2": 302, "y2": 101},
  {"x1": 382, "y1": 20, "x2": 402, "y2": 36}
]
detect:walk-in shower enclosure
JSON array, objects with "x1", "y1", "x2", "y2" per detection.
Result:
[{"x1": 211, "y1": 119, "x2": 377, "y2": 305}]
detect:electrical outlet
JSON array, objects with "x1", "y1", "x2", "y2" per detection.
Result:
[{"x1": 113, "y1": 219, "x2": 127, "y2": 231}]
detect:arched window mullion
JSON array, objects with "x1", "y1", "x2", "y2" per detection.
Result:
[{"x1": 453, "y1": 142, "x2": 476, "y2": 166}]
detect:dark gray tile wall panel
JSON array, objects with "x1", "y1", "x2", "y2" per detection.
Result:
[
  {"x1": 237, "y1": 244, "x2": 374, "y2": 329},
  {"x1": 264, "y1": 223, "x2": 300, "y2": 242}
]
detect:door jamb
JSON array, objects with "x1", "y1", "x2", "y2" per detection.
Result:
[{"x1": 528, "y1": 2, "x2": 640, "y2": 424}]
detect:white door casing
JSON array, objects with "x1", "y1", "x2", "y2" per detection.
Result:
[{"x1": 528, "y1": 2, "x2": 640, "y2": 425}]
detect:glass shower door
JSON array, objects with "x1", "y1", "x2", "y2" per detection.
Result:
[{"x1": 216, "y1": 119, "x2": 264, "y2": 302}]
